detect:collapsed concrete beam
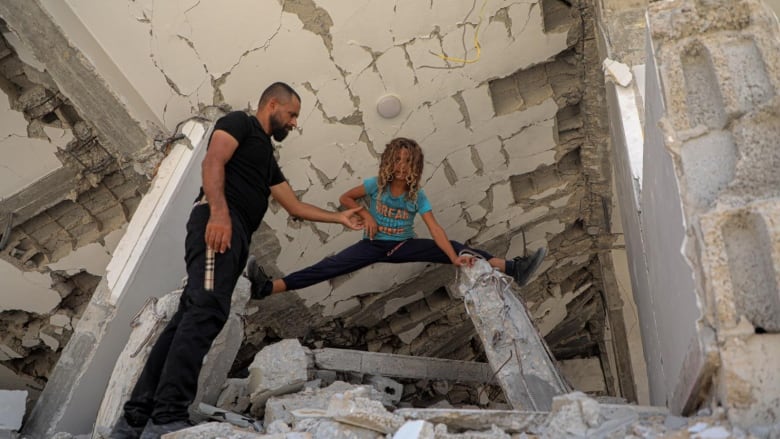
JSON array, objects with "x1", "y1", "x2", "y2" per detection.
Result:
[
  {"x1": 91, "y1": 290, "x2": 183, "y2": 438},
  {"x1": 311, "y1": 349, "x2": 495, "y2": 384},
  {"x1": 0, "y1": 167, "x2": 79, "y2": 231},
  {"x1": 21, "y1": 122, "x2": 210, "y2": 438},
  {"x1": 447, "y1": 259, "x2": 570, "y2": 411},
  {"x1": 0, "y1": 0, "x2": 158, "y2": 161}
]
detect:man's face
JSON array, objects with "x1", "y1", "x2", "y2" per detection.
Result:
[{"x1": 269, "y1": 97, "x2": 301, "y2": 142}]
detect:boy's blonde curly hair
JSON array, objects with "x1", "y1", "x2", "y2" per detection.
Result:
[{"x1": 377, "y1": 137, "x2": 424, "y2": 202}]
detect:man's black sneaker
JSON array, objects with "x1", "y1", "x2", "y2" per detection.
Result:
[
  {"x1": 139, "y1": 419, "x2": 193, "y2": 439},
  {"x1": 245, "y1": 255, "x2": 271, "y2": 299},
  {"x1": 511, "y1": 247, "x2": 547, "y2": 287},
  {"x1": 109, "y1": 416, "x2": 145, "y2": 439}
]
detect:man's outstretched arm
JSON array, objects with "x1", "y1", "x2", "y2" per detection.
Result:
[{"x1": 270, "y1": 181, "x2": 363, "y2": 230}]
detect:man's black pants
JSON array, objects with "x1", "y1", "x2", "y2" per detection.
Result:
[{"x1": 123, "y1": 203, "x2": 249, "y2": 425}]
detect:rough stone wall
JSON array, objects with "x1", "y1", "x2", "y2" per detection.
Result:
[
  {"x1": 0, "y1": 27, "x2": 156, "y2": 401},
  {"x1": 647, "y1": 0, "x2": 780, "y2": 426}
]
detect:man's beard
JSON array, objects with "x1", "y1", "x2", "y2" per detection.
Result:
[{"x1": 270, "y1": 113, "x2": 290, "y2": 142}]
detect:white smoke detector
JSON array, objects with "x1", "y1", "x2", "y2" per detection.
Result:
[{"x1": 376, "y1": 94, "x2": 402, "y2": 119}]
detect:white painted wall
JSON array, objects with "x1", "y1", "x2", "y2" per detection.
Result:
[{"x1": 637, "y1": 35, "x2": 699, "y2": 408}]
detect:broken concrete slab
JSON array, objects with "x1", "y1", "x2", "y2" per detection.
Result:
[
  {"x1": 433, "y1": 424, "x2": 510, "y2": 438},
  {"x1": 0, "y1": 390, "x2": 26, "y2": 432},
  {"x1": 249, "y1": 339, "x2": 312, "y2": 414},
  {"x1": 447, "y1": 259, "x2": 569, "y2": 411},
  {"x1": 312, "y1": 349, "x2": 494, "y2": 384},
  {"x1": 543, "y1": 392, "x2": 600, "y2": 438},
  {"x1": 217, "y1": 378, "x2": 251, "y2": 414},
  {"x1": 265, "y1": 382, "x2": 385, "y2": 426},
  {"x1": 395, "y1": 408, "x2": 547, "y2": 435},
  {"x1": 193, "y1": 276, "x2": 251, "y2": 414},
  {"x1": 91, "y1": 290, "x2": 182, "y2": 438},
  {"x1": 196, "y1": 403, "x2": 262, "y2": 431},
  {"x1": 294, "y1": 418, "x2": 380, "y2": 439},
  {"x1": 325, "y1": 388, "x2": 405, "y2": 434},
  {"x1": 392, "y1": 420, "x2": 434, "y2": 439},
  {"x1": 366, "y1": 375, "x2": 402, "y2": 406},
  {"x1": 160, "y1": 421, "x2": 294, "y2": 438}
]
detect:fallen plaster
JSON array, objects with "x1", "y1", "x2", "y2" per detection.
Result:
[
  {"x1": 0, "y1": 259, "x2": 60, "y2": 314},
  {"x1": 0, "y1": 86, "x2": 63, "y2": 199}
]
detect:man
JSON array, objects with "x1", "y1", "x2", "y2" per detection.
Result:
[{"x1": 111, "y1": 82, "x2": 362, "y2": 439}]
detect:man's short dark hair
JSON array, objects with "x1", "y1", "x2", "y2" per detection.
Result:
[{"x1": 259, "y1": 82, "x2": 301, "y2": 108}]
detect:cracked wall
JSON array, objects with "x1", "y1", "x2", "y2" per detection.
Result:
[{"x1": 0, "y1": 25, "x2": 154, "y2": 408}]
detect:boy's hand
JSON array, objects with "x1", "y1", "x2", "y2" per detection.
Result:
[
  {"x1": 362, "y1": 215, "x2": 379, "y2": 239},
  {"x1": 452, "y1": 254, "x2": 475, "y2": 267}
]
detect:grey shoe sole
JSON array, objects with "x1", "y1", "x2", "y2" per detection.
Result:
[
  {"x1": 516, "y1": 247, "x2": 547, "y2": 287},
  {"x1": 245, "y1": 255, "x2": 271, "y2": 299}
]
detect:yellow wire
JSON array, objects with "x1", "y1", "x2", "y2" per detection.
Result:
[{"x1": 430, "y1": 0, "x2": 488, "y2": 65}]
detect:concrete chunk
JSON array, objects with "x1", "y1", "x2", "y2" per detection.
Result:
[
  {"x1": 325, "y1": 388, "x2": 405, "y2": 434},
  {"x1": 0, "y1": 390, "x2": 27, "y2": 431},
  {"x1": 366, "y1": 376, "x2": 403, "y2": 406},
  {"x1": 395, "y1": 408, "x2": 548, "y2": 434},
  {"x1": 217, "y1": 378, "x2": 251, "y2": 414},
  {"x1": 392, "y1": 420, "x2": 434, "y2": 439},
  {"x1": 249, "y1": 339, "x2": 311, "y2": 413},
  {"x1": 295, "y1": 418, "x2": 380, "y2": 439},
  {"x1": 265, "y1": 382, "x2": 384, "y2": 426},
  {"x1": 159, "y1": 421, "x2": 282, "y2": 438}
]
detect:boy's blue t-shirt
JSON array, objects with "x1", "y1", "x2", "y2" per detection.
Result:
[{"x1": 363, "y1": 176, "x2": 432, "y2": 240}]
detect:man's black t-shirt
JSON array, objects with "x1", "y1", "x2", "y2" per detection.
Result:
[{"x1": 197, "y1": 111, "x2": 286, "y2": 234}]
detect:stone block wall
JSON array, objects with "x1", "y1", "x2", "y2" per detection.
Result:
[{"x1": 647, "y1": 0, "x2": 780, "y2": 426}]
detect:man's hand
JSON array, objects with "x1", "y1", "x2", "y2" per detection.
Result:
[
  {"x1": 452, "y1": 254, "x2": 475, "y2": 267},
  {"x1": 338, "y1": 206, "x2": 365, "y2": 230},
  {"x1": 205, "y1": 210, "x2": 232, "y2": 253}
]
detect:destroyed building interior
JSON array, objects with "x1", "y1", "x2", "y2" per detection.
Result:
[{"x1": 0, "y1": 0, "x2": 779, "y2": 437}]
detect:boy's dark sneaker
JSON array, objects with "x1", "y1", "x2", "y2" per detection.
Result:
[
  {"x1": 109, "y1": 416, "x2": 145, "y2": 439},
  {"x1": 245, "y1": 255, "x2": 271, "y2": 299},
  {"x1": 511, "y1": 247, "x2": 547, "y2": 287},
  {"x1": 139, "y1": 419, "x2": 193, "y2": 439}
]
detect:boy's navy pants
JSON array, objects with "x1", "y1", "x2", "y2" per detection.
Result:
[{"x1": 283, "y1": 238, "x2": 493, "y2": 291}]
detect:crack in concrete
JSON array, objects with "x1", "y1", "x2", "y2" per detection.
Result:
[
  {"x1": 470, "y1": 145, "x2": 484, "y2": 175},
  {"x1": 401, "y1": 45, "x2": 420, "y2": 85},
  {"x1": 282, "y1": 0, "x2": 334, "y2": 52},
  {"x1": 442, "y1": 159, "x2": 458, "y2": 186},
  {"x1": 452, "y1": 92, "x2": 471, "y2": 129}
]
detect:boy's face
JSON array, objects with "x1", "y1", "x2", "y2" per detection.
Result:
[{"x1": 393, "y1": 147, "x2": 412, "y2": 181}]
